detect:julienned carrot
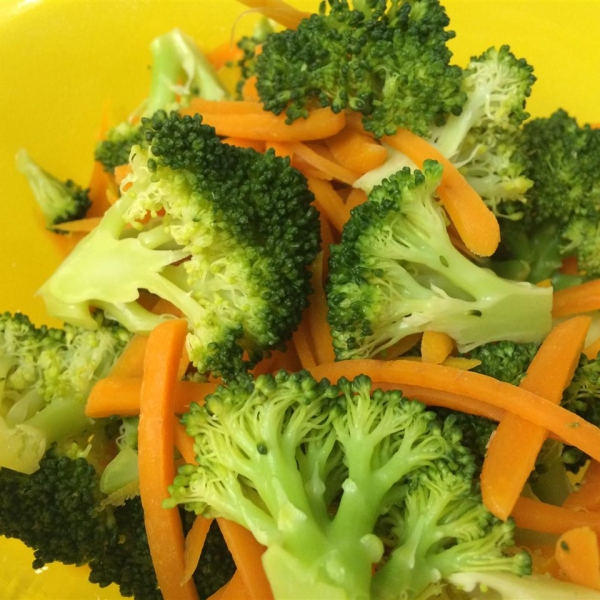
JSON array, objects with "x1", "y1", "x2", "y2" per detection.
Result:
[
  {"x1": 174, "y1": 418, "x2": 198, "y2": 466},
  {"x1": 114, "y1": 163, "x2": 133, "y2": 186},
  {"x1": 553, "y1": 280, "x2": 600, "y2": 318},
  {"x1": 383, "y1": 129, "x2": 500, "y2": 257},
  {"x1": 182, "y1": 516, "x2": 214, "y2": 585},
  {"x1": 182, "y1": 104, "x2": 346, "y2": 142},
  {"x1": 206, "y1": 41, "x2": 244, "y2": 70},
  {"x1": 307, "y1": 177, "x2": 351, "y2": 232},
  {"x1": 380, "y1": 333, "x2": 422, "y2": 360},
  {"x1": 292, "y1": 154, "x2": 332, "y2": 180},
  {"x1": 234, "y1": 0, "x2": 310, "y2": 30},
  {"x1": 266, "y1": 142, "x2": 292, "y2": 158},
  {"x1": 185, "y1": 99, "x2": 265, "y2": 115},
  {"x1": 555, "y1": 527, "x2": 600, "y2": 591},
  {"x1": 563, "y1": 461, "x2": 600, "y2": 511},
  {"x1": 138, "y1": 319, "x2": 198, "y2": 600},
  {"x1": 346, "y1": 187, "x2": 367, "y2": 212},
  {"x1": 480, "y1": 316, "x2": 591, "y2": 520},
  {"x1": 420, "y1": 331, "x2": 455, "y2": 365},
  {"x1": 85, "y1": 377, "x2": 217, "y2": 418},
  {"x1": 109, "y1": 335, "x2": 149, "y2": 378},
  {"x1": 208, "y1": 573, "x2": 249, "y2": 600},
  {"x1": 290, "y1": 142, "x2": 360, "y2": 185},
  {"x1": 512, "y1": 496, "x2": 600, "y2": 536},
  {"x1": 241, "y1": 75, "x2": 260, "y2": 101},
  {"x1": 223, "y1": 137, "x2": 265, "y2": 152},
  {"x1": 217, "y1": 519, "x2": 273, "y2": 600},
  {"x1": 54, "y1": 217, "x2": 102, "y2": 233},
  {"x1": 292, "y1": 319, "x2": 317, "y2": 370},
  {"x1": 344, "y1": 111, "x2": 373, "y2": 137},
  {"x1": 307, "y1": 252, "x2": 336, "y2": 365},
  {"x1": 441, "y1": 357, "x2": 481, "y2": 371},
  {"x1": 307, "y1": 359, "x2": 600, "y2": 462},
  {"x1": 584, "y1": 337, "x2": 600, "y2": 360},
  {"x1": 87, "y1": 160, "x2": 116, "y2": 218},
  {"x1": 325, "y1": 128, "x2": 388, "y2": 174}
]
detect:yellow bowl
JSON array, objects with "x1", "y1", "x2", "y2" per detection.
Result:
[{"x1": 0, "y1": 0, "x2": 598, "y2": 597}]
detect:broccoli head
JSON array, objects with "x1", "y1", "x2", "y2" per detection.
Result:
[
  {"x1": 40, "y1": 111, "x2": 321, "y2": 379},
  {"x1": 16, "y1": 149, "x2": 91, "y2": 231},
  {"x1": 255, "y1": 0, "x2": 466, "y2": 138},
  {"x1": 327, "y1": 161, "x2": 552, "y2": 361},
  {"x1": 167, "y1": 371, "x2": 528, "y2": 600}
]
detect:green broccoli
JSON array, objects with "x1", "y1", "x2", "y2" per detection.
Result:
[
  {"x1": 95, "y1": 29, "x2": 229, "y2": 173},
  {"x1": 15, "y1": 149, "x2": 91, "y2": 231},
  {"x1": 254, "y1": 0, "x2": 466, "y2": 138},
  {"x1": 0, "y1": 311, "x2": 131, "y2": 474},
  {"x1": 495, "y1": 109, "x2": 600, "y2": 283},
  {"x1": 99, "y1": 417, "x2": 140, "y2": 496},
  {"x1": 327, "y1": 161, "x2": 552, "y2": 361},
  {"x1": 167, "y1": 371, "x2": 529, "y2": 600},
  {"x1": 40, "y1": 111, "x2": 321, "y2": 379}
]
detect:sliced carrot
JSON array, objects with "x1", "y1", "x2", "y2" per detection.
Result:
[
  {"x1": 441, "y1": 357, "x2": 481, "y2": 371},
  {"x1": 553, "y1": 280, "x2": 600, "y2": 318},
  {"x1": 109, "y1": 335, "x2": 149, "y2": 378},
  {"x1": 114, "y1": 163, "x2": 133, "y2": 186},
  {"x1": 206, "y1": 41, "x2": 244, "y2": 70},
  {"x1": 346, "y1": 187, "x2": 367, "y2": 212},
  {"x1": 208, "y1": 573, "x2": 249, "y2": 600},
  {"x1": 378, "y1": 333, "x2": 422, "y2": 360},
  {"x1": 182, "y1": 516, "x2": 214, "y2": 585},
  {"x1": 174, "y1": 417, "x2": 198, "y2": 466},
  {"x1": 185, "y1": 99, "x2": 265, "y2": 115},
  {"x1": 292, "y1": 319, "x2": 317, "y2": 370},
  {"x1": 241, "y1": 75, "x2": 260, "y2": 101},
  {"x1": 584, "y1": 337, "x2": 600, "y2": 360},
  {"x1": 181, "y1": 104, "x2": 346, "y2": 142},
  {"x1": 138, "y1": 319, "x2": 198, "y2": 600},
  {"x1": 307, "y1": 177, "x2": 351, "y2": 233},
  {"x1": 266, "y1": 142, "x2": 292, "y2": 158},
  {"x1": 307, "y1": 359, "x2": 600, "y2": 462},
  {"x1": 307, "y1": 251, "x2": 336, "y2": 365},
  {"x1": 234, "y1": 0, "x2": 310, "y2": 30},
  {"x1": 151, "y1": 298, "x2": 184, "y2": 318},
  {"x1": 87, "y1": 160, "x2": 117, "y2": 218},
  {"x1": 480, "y1": 316, "x2": 591, "y2": 520},
  {"x1": 289, "y1": 142, "x2": 360, "y2": 185},
  {"x1": 54, "y1": 217, "x2": 102, "y2": 233},
  {"x1": 223, "y1": 137, "x2": 265, "y2": 152},
  {"x1": 420, "y1": 331, "x2": 455, "y2": 365},
  {"x1": 555, "y1": 527, "x2": 600, "y2": 591},
  {"x1": 292, "y1": 154, "x2": 332, "y2": 180},
  {"x1": 325, "y1": 128, "x2": 387, "y2": 175},
  {"x1": 344, "y1": 111, "x2": 373, "y2": 137},
  {"x1": 217, "y1": 519, "x2": 273, "y2": 600},
  {"x1": 383, "y1": 129, "x2": 500, "y2": 257},
  {"x1": 563, "y1": 461, "x2": 600, "y2": 511}
]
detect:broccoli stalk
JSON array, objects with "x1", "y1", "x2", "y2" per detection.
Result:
[
  {"x1": 327, "y1": 161, "x2": 552, "y2": 360},
  {"x1": 99, "y1": 417, "x2": 140, "y2": 495}
]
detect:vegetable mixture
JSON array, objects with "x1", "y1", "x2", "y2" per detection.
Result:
[{"x1": 4, "y1": 0, "x2": 600, "y2": 598}]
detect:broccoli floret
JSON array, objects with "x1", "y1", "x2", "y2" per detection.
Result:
[
  {"x1": 40, "y1": 111, "x2": 320, "y2": 379},
  {"x1": 327, "y1": 161, "x2": 552, "y2": 361},
  {"x1": 167, "y1": 371, "x2": 528, "y2": 600},
  {"x1": 254, "y1": 0, "x2": 465, "y2": 138},
  {"x1": 95, "y1": 29, "x2": 229, "y2": 173},
  {"x1": 0, "y1": 311, "x2": 131, "y2": 474},
  {"x1": 15, "y1": 149, "x2": 91, "y2": 231},
  {"x1": 497, "y1": 109, "x2": 600, "y2": 281},
  {"x1": 236, "y1": 17, "x2": 276, "y2": 99},
  {"x1": 100, "y1": 417, "x2": 140, "y2": 495},
  {"x1": 468, "y1": 340, "x2": 538, "y2": 385}
]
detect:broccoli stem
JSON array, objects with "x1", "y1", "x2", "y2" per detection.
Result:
[{"x1": 25, "y1": 396, "x2": 92, "y2": 444}]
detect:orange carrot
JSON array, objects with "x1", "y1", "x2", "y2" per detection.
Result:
[
  {"x1": 326, "y1": 128, "x2": 387, "y2": 174},
  {"x1": 138, "y1": 319, "x2": 198, "y2": 600},
  {"x1": 346, "y1": 187, "x2": 367, "y2": 212},
  {"x1": 481, "y1": 316, "x2": 591, "y2": 520},
  {"x1": 441, "y1": 357, "x2": 481, "y2": 371},
  {"x1": 563, "y1": 461, "x2": 600, "y2": 511},
  {"x1": 383, "y1": 129, "x2": 500, "y2": 257},
  {"x1": 344, "y1": 111, "x2": 373, "y2": 137},
  {"x1": 114, "y1": 163, "x2": 133, "y2": 188},
  {"x1": 292, "y1": 319, "x2": 317, "y2": 370},
  {"x1": 307, "y1": 359, "x2": 600, "y2": 462},
  {"x1": 584, "y1": 337, "x2": 600, "y2": 360},
  {"x1": 218, "y1": 572, "x2": 251, "y2": 600},
  {"x1": 307, "y1": 252, "x2": 336, "y2": 365},
  {"x1": 555, "y1": 527, "x2": 600, "y2": 591},
  {"x1": 379, "y1": 333, "x2": 422, "y2": 360},
  {"x1": 307, "y1": 177, "x2": 351, "y2": 233},
  {"x1": 266, "y1": 141, "x2": 293, "y2": 158},
  {"x1": 181, "y1": 104, "x2": 346, "y2": 142},
  {"x1": 241, "y1": 75, "x2": 260, "y2": 101},
  {"x1": 109, "y1": 335, "x2": 149, "y2": 378},
  {"x1": 292, "y1": 154, "x2": 332, "y2": 180},
  {"x1": 185, "y1": 99, "x2": 265, "y2": 115},
  {"x1": 182, "y1": 516, "x2": 214, "y2": 585},
  {"x1": 54, "y1": 217, "x2": 102, "y2": 233},
  {"x1": 420, "y1": 331, "x2": 455, "y2": 365},
  {"x1": 561, "y1": 256, "x2": 580, "y2": 276},
  {"x1": 174, "y1": 417, "x2": 198, "y2": 466},
  {"x1": 553, "y1": 280, "x2": 600, "y2": 318},
  {"x1": 234, "y1": 0, "x2": 310, "y2": 30},
  {"x1": 223, "y1": 137, "x2": 265, "y2": 152},
  {"x1": 217, "y1": 519, "x2": 273, "y2": 600},
  {"x1": 290, "y1": 142, "x2": 360, "y2": 185},
  {"x1": 87, "y1": 160, "x2": 116, "y2": 217},
  {"x1": 206, "y1": 41, "x2": 244, "y2": 70}
]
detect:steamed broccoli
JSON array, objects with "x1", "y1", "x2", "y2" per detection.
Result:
[
  {"x1": 95, "y1": 29, "x2": 229, "y2": 173},
  {"x1": 167, "y1": 371, "x2": 529, "y2": 600},
  {"x1": 254, "y1": 0, "x2": 466, "y2": 138},
  {"x1": 236, "y1": 17, "x2": 276, "y2": 99},
  {"x1": 327, "y1": 161, "x2": 552, "y2": 361},
  {"x1": 16, "y1": 149, "x2": 91, "y2": 231},
  {"x1": 40, "y1": 111, "x2": 321, "y2": 379}
]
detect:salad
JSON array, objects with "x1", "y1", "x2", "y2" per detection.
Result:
[{"x1": 2, "y1": 0, "x2": 600, "y2": 599}]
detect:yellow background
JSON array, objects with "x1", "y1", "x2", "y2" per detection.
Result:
[{"x1": 0, "y1": 0, "x2": 599, "y2": 597}]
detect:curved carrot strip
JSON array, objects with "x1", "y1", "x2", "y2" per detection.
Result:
[
  {"x1": 383, "y1": 129, "x2": 500, "y2": 257},
  {"x1": 208, "y1": 573, "x2": 249, "y2": 600},
  {"x1": 138, "y1": 319, "x2": 199, "y2": 600},
  {"x1": 584, "y1": 337, "x2": 600, "y2": 360},
  {"x1": 555, "y1": 527, "x2": 600, "y2": 591},
  {"x1": 346, "y1": 187, "x2": 367, "y2": 212},
  {"x1": 307, "y1": 252, "x2": 336, "y2": 365},
  {"x1": 563, "y1": 461, "x2": 600, "y2": 511},
  {"x1": 420, "y1": 331, "x2": 455, "y2": 365},
  {"x1": 307, "y1": 359, "x2": 600, "y2": 462},
  {"x1": 114, "y1": 163, "x2": 133, "y2": 186},
  {"x1": 553, "y1": 280, "x2": 600, "y2": 318},
  {"x1": 174, "y1": 417, "x2": 198, "y2": 466},
  {"x1": 109, "y1": 335, "x2": 149, "y2": 378},
  {"x1": 88, "y1": 160, "x2": 117, "y2": 217},
  {"x1": 182, "y1": 516, "x2": 214, "y2": 585},
  {"x1": 307, "y1": 177, "x2": 351, "y2": 233},
  {"x1": 206, "y1": 42, "x2": 244, "y2": 70},
  {"x1": 234, "y1": 0, "x2": 310, "y2": 30},
  {"x1": 55, "y1": 217, "x2": 102, "y2": 233},
  {"x1": 480, "y1": 316, "x2": 591, "y2": 520},
  {"x1": 241, "y1": 76, "x2": 260, "y2": 101},
  {"x1": 292, "y1": 319, "x2": 317, "y2": 370},
  {"x1": 325, "y1": 128, "x2": 387, "y2": 174},
  {"x1": 290, "y1": 142, "x2": 360, "y2": 185}
]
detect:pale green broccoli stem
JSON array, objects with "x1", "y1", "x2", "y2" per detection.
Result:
[
  {"x1": 25, "y1": 396, "x2": 92, "y2": 444},
  {"x1": 100, "y1": 445, "x2": 139, "y2": 495}
]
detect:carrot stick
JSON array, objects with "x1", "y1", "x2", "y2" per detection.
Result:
[
  {"x1": 346, "y1": 187, "x2": 367, "y2": 212},
  {"x1": 217, "y1": 519, "x2": 273, "y2": 600},
  {"x1": 241, "y1": 75, "x2": 260, "y2": 101},
  {"x1": 344, "y1": 111, "x2": 374, "y2": 137},
  {"x1": 292, "y1": 319, "x2": 317, "y2": 370},
  {"x1": 85, "y1": 377, "x2": 217, "y2": 418},
  {"x1": 206, "y1": 41, "x2": 244, "y2": 70},
  {"x1": 420, "y1": 331, "x2": 455, "y2": 365},
  {"x1": 138, "y1": 319, "x2": 199, "y2": 600},
  {"x1": 555, "y1": 527, "x2": 600, "y2": 591},
  {"x1": 182, "y1": 516, "x2": 214, "y2": 585},
  {"x1": 480, "y1": 316, "x2": 592, "y2": 520},
  {"x1": 383, "y1": 129, "x2": 500, "y2": 257},
  {"x1": 218, "y1": 572, "x2": 251, "y2": 600},
  {"x1": 181, "y1": 105, "x2": 346, "y2": 142},
  {"x1": 584, "y1": 337, "x2": 600, "y2": 360},
  {"x1": 223, "y1": 137, "x2": 265, "y2": 152},
  {"x1": 87, "y1": 160, "x2": 116, "y2": 218},
  {"x1": 553, "y1": 280, "x2": 600, "y2": 318},
  {"x1": 290, "y1": 142, "x2": 360, "y2": 185},
  {"x1": 234, "y1": 0, "x2": 310, "y2": 30},
  {"x1": 292, "y1": 154, "x2": 332, "y2": 180},
  {"x1": 185, "y1": 99, "x2": 266, "y2": 115},
  {"x1": 563, "y1": 461, "x2": 600, "y2": 511},
  {"x1": 512, "y1": 496, "x2": 600, "y2": 536},
  {"x1": 307, "y1": 359, "x2": 600, "y2": 462},
  {"x1": 266, "y1": 142, "x2": 293, "y2": 158},
  {"x1": 174, "y1": 417, "x2": 198, "y2": 466},
  {"x1": 441, "y1": 357, "x2": 481, "y2": 371},
  {"x1": 54, "y1": 217, "x2": 102, "y2": 233},
  {"x1": 109, "y1": 335, "x2": 149, "y2": 378},
  {"x1": 114, "y1": 163, "x2": 133, "y2": 186},
  {"x1": 307, "y1": 252, "x2": 336, "y2": 365},
  {"x1": 307, "y1": 177, "x2": 351, "y2": 233},
  {"x1": 325, "y1": 128, "x2": 387, "y2": 174}
]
